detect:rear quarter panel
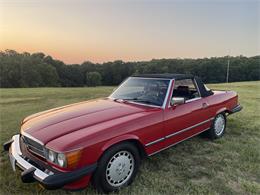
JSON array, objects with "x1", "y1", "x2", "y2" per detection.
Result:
[{"x1": 206, "y1": 90, "x2": 238, "y2": 116}]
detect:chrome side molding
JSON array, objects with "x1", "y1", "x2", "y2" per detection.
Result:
[{"x1": 145, "y1": 117, "x2": 214, "y2": 147}]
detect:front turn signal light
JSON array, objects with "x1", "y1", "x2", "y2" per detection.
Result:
[{"x1": 66, "y1": 149, "x2": 82, "y2": 168}]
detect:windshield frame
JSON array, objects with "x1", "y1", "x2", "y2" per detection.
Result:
[{"x1": 109, "y1": 77, "x2": 173, "y2": 109}]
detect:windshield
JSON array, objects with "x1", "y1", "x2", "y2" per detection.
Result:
[{"x1": 110, "y1": 77, "x2": 170, "y2": 107}]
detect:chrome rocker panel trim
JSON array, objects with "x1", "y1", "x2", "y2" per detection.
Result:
[
  {"x1": 148, "y1": 127, "x2": 210, "y2": 156},
  {"x1": 145, "y1": 117, "x2": 214, "y2": 147}
]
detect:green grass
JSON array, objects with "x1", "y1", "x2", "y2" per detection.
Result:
[{"x1": 0, "y1": 82, "x2": 259, "y2": 195}]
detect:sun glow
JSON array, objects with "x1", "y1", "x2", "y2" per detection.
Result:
[{"x1": 1, "y1": 0, "x2": 258, "y2": 63}]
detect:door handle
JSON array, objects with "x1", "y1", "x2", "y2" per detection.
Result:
[{"x1": 202, "y1": 102, "x2": 209, "y2": 109}]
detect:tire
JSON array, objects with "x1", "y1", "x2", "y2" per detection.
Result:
[
  {"x1": 207, "y1": 113, "x2": 226, "y2": 139},
  {"x1": 92, "y1": 142, "x2": 141, "y2": 193}
]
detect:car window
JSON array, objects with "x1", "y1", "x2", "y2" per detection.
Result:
[
  {"x1": 110, "y1": 77, "x2": 170, "y2": 106},
  {"x1": 172, "y1": 79, "x2": 200, "y2": 100}
]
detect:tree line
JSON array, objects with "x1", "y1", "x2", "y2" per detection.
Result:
[{"x1": 0, "y1": 50, "x2": 259, "y2": 88}]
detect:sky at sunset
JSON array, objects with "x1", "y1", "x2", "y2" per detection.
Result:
[{"x1": 1, "y1": 0, "x2": 259, "y2": 64}]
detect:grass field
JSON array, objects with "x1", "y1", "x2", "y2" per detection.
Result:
[{"x1": 0, "y1": 81, "x2": 259, "y2": 195}]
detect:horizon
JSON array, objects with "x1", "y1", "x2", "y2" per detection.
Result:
[
  {"x1": 1, "y1": 0, "x2": 259, "y2": 64},
  {"x1": 1, "y1": 49, "x2": 259, "y2": 65}
]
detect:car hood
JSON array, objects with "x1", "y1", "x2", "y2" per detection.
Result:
[{"x1": 21, "y1": 98, "x2": 148, "y2": 144}]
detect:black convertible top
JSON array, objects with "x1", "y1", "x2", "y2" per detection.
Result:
[
  {"x1": 132, "y1": 73, "x2": 193, "y2": 80},
  {"x1": 132, "y1": 73, "x2": 213, "y2": 97}
]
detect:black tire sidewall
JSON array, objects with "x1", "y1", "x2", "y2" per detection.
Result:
[
  {"x1": 210, "y1": 113, "x2": 226, "y2": 139},
  {"x1": 92, "y1": 142, "x2": 141, "y2": 193}
]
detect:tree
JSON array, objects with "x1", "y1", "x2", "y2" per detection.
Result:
[
  {"x1": 86, "y1": 72, "x2": 102, "y2": 86},
  {"x1": 37, "y1": 63, "x2": 59, "y2": 86},
  {"x1": 0, "y1": 50, "x2": 259, "y2": 88}
]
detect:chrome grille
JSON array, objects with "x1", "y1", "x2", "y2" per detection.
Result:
[{"x1": 21, "y1": 135, "x2": 45, "y2": 158}]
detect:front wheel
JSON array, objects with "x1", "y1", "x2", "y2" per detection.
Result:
[
  {"x1": 207, "y1": 113, "x2": 226, "y2": 139},
  {"x1": 92, "y1": 142, "x2": 140, "y2": 193}
]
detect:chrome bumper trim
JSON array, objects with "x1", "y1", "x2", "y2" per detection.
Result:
[
  {"x1": 7, "y1": 134, "x2": 96, "y2": 189},
  {"x1": 230, "y1": 104, "x2": 243, "y2": 114},
  {"x1": 9, "y1": 134, "x2": 50, "y2": 181}
]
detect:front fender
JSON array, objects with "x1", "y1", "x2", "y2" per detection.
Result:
[{"x1": 101, "y1": 134, "x2": 143, "y2": 153}]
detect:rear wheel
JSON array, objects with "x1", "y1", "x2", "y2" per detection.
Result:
[
  {"x1": 207, "y1": 113, "x2": 226, "y2": 139},
  {"x1": 92, "y1": 142, "x2": 140, "y2": 193}
]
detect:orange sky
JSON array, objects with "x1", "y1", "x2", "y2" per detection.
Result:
[{"x1": 1, "y1": 0, "x2": 259, "y2": 64}]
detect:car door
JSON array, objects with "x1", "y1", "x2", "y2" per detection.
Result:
[{"x1": 163, "y1": 78, "x2": 212, "y2": 147}]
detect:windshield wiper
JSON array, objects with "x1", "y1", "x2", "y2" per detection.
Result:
[
  {"x1": 121, "y1": 98, "x2": 161, "y2": 106},
  {"x1": 113, "y1": 97, "x2": 161, "y2": 106},
  {"x1": 113, "y1": 98, "x2": 137, "y2": 102}
]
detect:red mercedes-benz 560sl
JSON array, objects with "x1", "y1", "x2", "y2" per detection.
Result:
[{"x1": 4, "y1": 74, "x2": 242, "y2": 193}]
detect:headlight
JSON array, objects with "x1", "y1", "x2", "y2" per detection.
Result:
[
  {"x1": 48, "y1": 150, "x2": 56, "y2": 162},
  {"x1": 57, "y1": 153, "x2": 66, "y2": 167},
  {"x1": 46, "y1": 148, "x2": 82, "y2": 168}
]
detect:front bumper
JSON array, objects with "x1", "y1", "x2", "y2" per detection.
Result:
[{"x1": 4, "y1": 134, "x2": 96, "y2": 190}]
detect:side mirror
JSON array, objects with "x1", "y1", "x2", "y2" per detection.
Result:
[{"x1": 170, "y1": 97, "x2": 185, "y2": 106}]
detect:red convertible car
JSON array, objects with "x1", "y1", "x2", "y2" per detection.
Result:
[{"x1": 4, "y1": 74, "x2": 242, "y2": 192}]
